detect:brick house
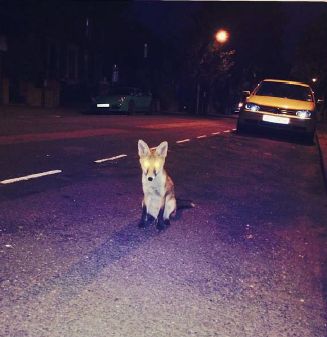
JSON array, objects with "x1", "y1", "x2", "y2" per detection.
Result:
[{"x1": 0, "y1": 3, "x2": 104, "y2": 108}]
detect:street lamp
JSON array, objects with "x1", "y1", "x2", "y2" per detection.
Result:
[
  {"x1": 196, "y1": 29, "x2": 230, "y2": 114},
  {"x1": 215, "y1": 29, "x2": 229, "y2": 44}
]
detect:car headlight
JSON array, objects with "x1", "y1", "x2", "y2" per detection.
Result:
[
  {"x1": 244, "y1": 103, "x2": 260, "y2": 112},
  {"x1": 296, "y1": 110, "x2": 311, "y2": 119}
]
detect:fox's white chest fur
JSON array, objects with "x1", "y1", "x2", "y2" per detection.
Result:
[{"x1": 142, "y1": 171, "x2": 167, "y2": 218}]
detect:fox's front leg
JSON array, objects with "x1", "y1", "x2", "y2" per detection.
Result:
[
  {"x1": 138, "y1": 203, "x2": 155, "y2": 228},
  {"x1": 156, "y1": 206, "x2": 170, "y2": 230}
]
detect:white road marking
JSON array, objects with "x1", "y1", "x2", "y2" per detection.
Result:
[
  {"x1": 0, "y1": 170, "x2": 62, "y2": 185},
  {"x1": 94, "y1": 154, "x2": 127, "y2": 163},
  {"x1": 2, "y1": 126, "x2": 236, "y2": 185},
  {"x1": 176, "y1": 139, "x2": 190, "y2": 144}
]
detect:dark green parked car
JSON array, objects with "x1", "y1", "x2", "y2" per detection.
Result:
[{"x1": 90, "y1": 87, "x2": 153, "y2": 114}]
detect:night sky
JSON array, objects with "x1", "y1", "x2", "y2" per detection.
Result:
[
  {"x1": 130, "y1": 1, "x2": 325, "y2": 63},
  {"x1": 1, "y1": 0, "x2": 326, "y2": 105},
  {"x1": 1, "y1": 1, "x2": 326, "y2": 70}
]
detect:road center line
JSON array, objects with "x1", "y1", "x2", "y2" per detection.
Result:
[
  {"x1": 94, "y1": 154, "x2": 127, "y2": 163},
  {"x1": 197, "y1": 135, "x2": 207, "y2": 139},
  {"x1": 223, "y1": 130, "x2": 231, "y2": 133},
  {"x1": 176, "y1": 139, "x2": 191, "y2": 144},
  {"x1": 0, "y1": 170, "x2": 62, "y2": 185},
  {"x1": 211, "y1": 132, "x2": 221, "y2": 135}
]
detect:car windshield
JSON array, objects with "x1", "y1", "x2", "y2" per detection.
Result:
[{"x1": 255, "y1": 82, "x2": 313, "y2": 102}]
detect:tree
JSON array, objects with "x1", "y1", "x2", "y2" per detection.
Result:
[
  {"x1": 291, "y1": 9, "x2": 327, "y2": 117},
  {"x1": 173, "y1": 2, "x2": 286, "y2": 114}
]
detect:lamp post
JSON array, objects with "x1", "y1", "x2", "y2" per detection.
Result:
[
  {"x1": 215, "y1": 29, "x2": 229, "y2": 44},
  {"x1": 196, "y1": 29, "x2": 229, "y2": 114}
]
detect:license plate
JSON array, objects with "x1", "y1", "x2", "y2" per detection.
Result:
[
  {"x1": 97, "y1": 103, "x2": 110, "y2": 108},
  {"x1": 262, "y1": 115, "x2": 290, "y2": 124}
]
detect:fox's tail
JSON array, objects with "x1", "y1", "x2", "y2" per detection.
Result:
[{"x1": 176, "y1": 198, "x2": 195, "y2": 210}]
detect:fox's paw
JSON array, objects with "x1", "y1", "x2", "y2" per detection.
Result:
[
  {"x1": 156, "y1": 219, "x2": 170, "y2": 231},
  {"x1": 164, "y1": 219, "x2": 171, "y2": 227},
  {"x1": 146, "y1": 214, "x2": 155, "y2": 226},
  {"x1": 156, "y1": 222, "x2": 165, "y2": 231},
  {"x1": 138, "y1": 221, "x2": 147, "y2": 229},
  {"x1": 138, "y1": 214, "x2": 155, "y2": 229}
]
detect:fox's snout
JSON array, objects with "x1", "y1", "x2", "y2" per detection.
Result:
[{"x1": 142, "y1": 165, "x2": 159, "y2": 181}]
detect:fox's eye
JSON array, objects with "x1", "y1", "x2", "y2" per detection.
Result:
[
  {"x1": 154, "y1": 161, "x2": 160, "y2": 169},
  {"x1": 144, "y1": 160, "x2": 150, "y2": 168}
]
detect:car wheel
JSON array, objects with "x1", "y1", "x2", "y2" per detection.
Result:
[
  {"x1": 128, "y1": 101, "x2": 135, "y2": 115},
  {"x1": 236, "y1": 119, "x2": 246, "y2": 133},
  {"x1": 304, "y1": 131, "x2": 315, "y2": 145}
]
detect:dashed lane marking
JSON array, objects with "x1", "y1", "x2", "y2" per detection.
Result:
[
  {"x1": 1, "y1": 130, "x2": 236, "y2": 185},
  {"x1": 94, "y1": 154, "x2": 127, "y2": 163},
  {"x1": 0, "y1": 170, "x2": 62, "y2": 185},
  {"x1": 176, "y1": 139, "x2": 191, "y2": 144}
]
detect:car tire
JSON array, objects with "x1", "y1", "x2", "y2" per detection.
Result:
[
  {"x1": 236, "y1": 119, "x2": 246, "y2": 133},
  {"x1": 304, "y1": 131, "x2": 315, "y2": 145},
  {"x1": 128, "y1": 101, "x2": 135, "y2": 115}
]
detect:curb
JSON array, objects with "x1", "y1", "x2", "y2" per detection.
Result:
[
  {"x1": 163, "y1": 111, "x2": 238, "y2": 119},
  {"x1": 315, "y1": 131, "x2": 327, "y2": 195}
]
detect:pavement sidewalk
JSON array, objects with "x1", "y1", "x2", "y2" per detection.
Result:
[
  {"x1": 0, "y1": 104, "x2": 84, "y2": 118},
  {"x1": 316, "y1": 122, "x2": 327, "y2": 191}
]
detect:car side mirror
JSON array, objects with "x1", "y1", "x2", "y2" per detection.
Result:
[{"x1": 243, "y1": 90, "x2": 251, "y2": 98}]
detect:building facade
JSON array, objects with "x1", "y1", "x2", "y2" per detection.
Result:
[{"x1": 0, "y1": 3, "x2": 104, "y2": 107}]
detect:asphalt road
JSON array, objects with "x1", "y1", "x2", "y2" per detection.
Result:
[{"x1": 1, "y1": 113, "x2": 327, "y2": 337}]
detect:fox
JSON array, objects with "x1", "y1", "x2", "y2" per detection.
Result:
[{"x1": 138, "y1": 139, "x2": 177, "y2": 230}]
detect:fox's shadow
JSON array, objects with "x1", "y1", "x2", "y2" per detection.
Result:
[
  {"x1": 13, "y1": 222, "x2": 157, "y2": 307},
  {"x1": 173, "y1": 206, "x2": 193, "y2": 221}
]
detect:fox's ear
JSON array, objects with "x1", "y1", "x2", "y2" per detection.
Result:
[
  {"x1": 138, "y1": 139, "x2": 150, "y2": 157},
  {"x1": 156, "y1": 141, "x2": 168, "y2": 158}
]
